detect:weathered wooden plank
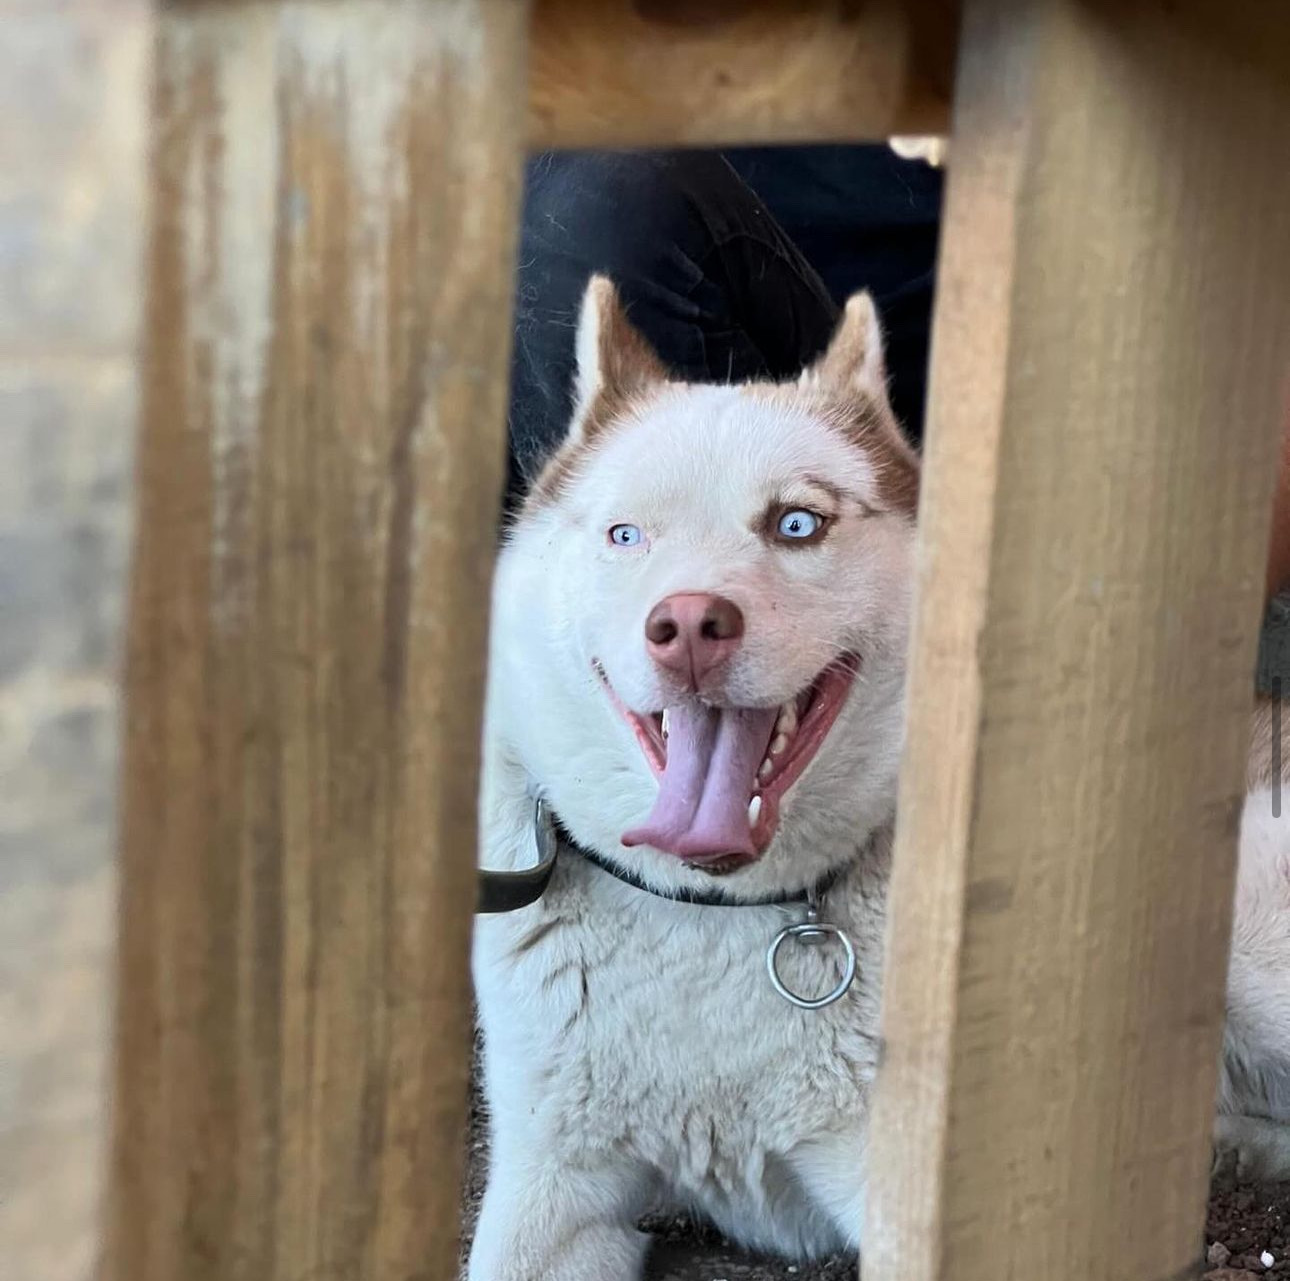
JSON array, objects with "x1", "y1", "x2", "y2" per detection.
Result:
[
  {"x1": 105, "y1": 4, "x2": 529, "y2": 1279},
  {"x1": 865, "y1": 2, "x2": 1290, "y2": 1279},
  {"x1": 527, "y1": 0, "x2": 957, "y2": 148},
  {"x1": 1267, "y1": 404, "x2": 1290, "y2": 602}
]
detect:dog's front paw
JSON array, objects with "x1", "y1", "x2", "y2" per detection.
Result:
[
  {"x1": 1213, "y1": 1113, "x2": 1290, "y2": 1183},
  {"x1": 467, "y1": 1224, "x2": 651, "y2": 1281},
  {"x1": 468, "y1": 1147, "x2": 654, "y2": 1281}
]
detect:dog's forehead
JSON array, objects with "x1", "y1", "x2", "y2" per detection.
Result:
[{"x1": 584, "y1": 385, "x2": 874, "y2": 514}]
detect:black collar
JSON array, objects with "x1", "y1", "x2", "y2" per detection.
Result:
[
  {"x1": 476, "y1": 800, "x2": 560, "y2": 914},
  {"x1": 477, "y1": 800, "x2": 844, "y2": 913}
]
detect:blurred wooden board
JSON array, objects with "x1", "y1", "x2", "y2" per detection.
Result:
[
  {"x1": 528, "y1": 0, "x2": 958, "y2": 147},
  {"x1": 866, "y1": 2, "x2": 1290, "y2": 1278}
]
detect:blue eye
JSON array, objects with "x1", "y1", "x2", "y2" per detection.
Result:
[
  {"x1": 776, "y1": 509, "x2": 822, "y2": 540},
  {"x1": 608, "y1": 523, "x2": 643, "y2": 547}
]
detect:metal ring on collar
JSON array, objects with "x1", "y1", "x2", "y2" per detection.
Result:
[{"x1": 765, "y1": 921, "x2": 857, "y2": 1010}]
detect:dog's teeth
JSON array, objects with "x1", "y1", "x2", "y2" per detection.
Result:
[
  {"x1": 661, "y1": 709, "x2": 670, "y2": 739},
  {"x1": 758, "y1": 757, "x2": 773, "y2": 780},
  {"x1": 776, "y1": 702, "x2": 799, "y2": 736},
  {"x1": 747, "y1": 795, "x2": 762, "y2": 826},
  {"x1": 770, "y1": 733, "x2": 788, "y2": 756}
]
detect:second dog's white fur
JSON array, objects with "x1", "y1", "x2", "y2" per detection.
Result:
[{"x1": 1217, "y1": 704, "x2": 1290, "y2": 1182}]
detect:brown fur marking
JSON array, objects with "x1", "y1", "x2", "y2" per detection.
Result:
[
  {"x1": 525, "y1": 383, "x2": 671, "y2": 513},
  {"x1": 525, "y1": 277, "x2": 670, "y2": 513},
  {"x1": 1248, "y1": 695, "x2": 1290, "y2": 789},
  {"x1": 742, "y1": 381, "x2": 921, "y2": 518}
]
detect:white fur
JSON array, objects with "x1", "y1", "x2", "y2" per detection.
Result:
[
  {"x1": 470, "y1": 294, "x2": 914, "y2": 1278},
  {"x1": 1216, "y1": 784, "x2": 1290, "y2": 1180}
]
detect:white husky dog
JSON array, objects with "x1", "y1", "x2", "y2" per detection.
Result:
[
  {"x1": 470, "y1": 276, "x2": 916, "y2": 1279},
  {"x1": 470, "y1": 275, "x2": 1290, "y2": 1278}
]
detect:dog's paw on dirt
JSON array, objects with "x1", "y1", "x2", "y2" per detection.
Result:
[{"x1": 1216, "y1": 1117, "x2": 1290, "y2": 1186}]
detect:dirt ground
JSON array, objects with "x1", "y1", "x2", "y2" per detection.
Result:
[
  {"x1": 463, "y1": 1073, "x2": 1290, "y2": 1280},
  {"x1": 1207, "y1": 1178, "x2": 1290, "y2": 1276}
]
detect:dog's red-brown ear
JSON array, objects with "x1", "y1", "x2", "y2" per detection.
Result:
[
  {"x1": 572, "y1": 275, "x2": 667, "y2": 432},
  {"x1": 800, "y1": 291, "x2": 890, "y2": 411},
  {"x1": 800, "y1": 290, "x2": 918, "y2": 515}
]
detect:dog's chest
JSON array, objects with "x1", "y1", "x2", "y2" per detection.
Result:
[{"x1": 476, "y1": 869, "x2": 883, "y2": 1182}]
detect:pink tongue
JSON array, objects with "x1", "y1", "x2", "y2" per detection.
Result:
[{"x1": 621, "y1": 703, "x2": 778, "y2": 859}]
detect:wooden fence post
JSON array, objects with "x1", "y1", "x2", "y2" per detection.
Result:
[
  {"x1": 106, "y1": 4, "x2": 529, "y2": 1278},
  {"x1": 865, "y1": 3, "x2": 1290, "y2": 1279}
]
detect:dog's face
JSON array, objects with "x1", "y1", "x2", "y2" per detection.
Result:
[{"x1": 492, "y1": 278, "x2": 918, "y2": 894}]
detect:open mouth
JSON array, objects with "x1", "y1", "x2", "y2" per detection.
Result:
[{"x1": 593, "y1": 655, "x2": 859, "y2": 871}]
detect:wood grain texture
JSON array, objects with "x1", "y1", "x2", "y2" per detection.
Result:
[
  {"x1": 865, "y1": 3, "x2": 1290, "y2": 1279},
  {"x1": 1266, "y1": 403, "x2": 1290, "y2": 602},
  {"x1": 527, "y1": 0, "x2": 958, "y2": 148},
  {"x1": 105, "y1": 3, "x2": 528, "y2": 1279}
]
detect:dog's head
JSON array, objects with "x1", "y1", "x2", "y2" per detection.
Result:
[{"x1": 492, "y1": 276, "x2": 918, "y2": 896}]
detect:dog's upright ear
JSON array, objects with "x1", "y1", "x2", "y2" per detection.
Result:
[
  {"x1": 800, "y1": 290, "x2": 919, "y2": 513},
  {"x1": 799, "y1": 291, "x2": 891, "y2": 414},
  {"x1": 571, "y1": 275, "x2": 668, "y2": 438},
  {"x1": 525, "y1": 277, "x2": 668, "y2": 510}
]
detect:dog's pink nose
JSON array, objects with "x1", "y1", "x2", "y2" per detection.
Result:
[{"x1": 645, "y1": 593, "x2": 745, "y2": 686}]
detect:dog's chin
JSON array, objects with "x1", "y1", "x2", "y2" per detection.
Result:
[{"x1": 593, "y1": 653, "x2": 861, "y2": 873}]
